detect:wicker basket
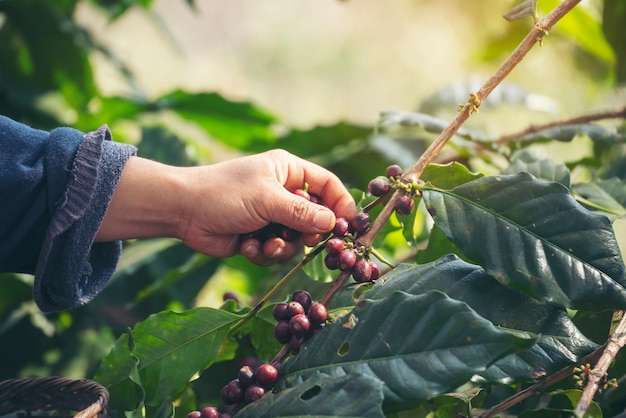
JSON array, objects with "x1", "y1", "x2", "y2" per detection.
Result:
[{"x1": 0, "y1": 377, "x2": 109, "y2": 418}]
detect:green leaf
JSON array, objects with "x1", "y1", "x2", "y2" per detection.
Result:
[
  {"x1": 0, "y1": 0, "x2": 97, "y2": 115},
  {"x1": 573, "y1": 177, "x2": 626, "y2": 218},
  {"x1": 503, "y1": 150, "x2": 571, "y2": 188},
  {"x1": 422, "y1": 172, "x2": 626, "y2": 310},
  {"x1": 155, "y1": 90, "x2": 278, "y2": 150},
  {"x1": 278, "y1": 290, "x2": 535, "y2": 412},
  {"x1": 114, "y1": 239, "x2": 180, "y2": 277},
  {"x1": 95, "y1": 308, "x2": 240, "y2": 407},
  {"x1": 365, "y1": 256, "x2": 597, "y2": 383},
  {"x1": 603, "y1": 0, "x2": 626, "y2": 82},
  {"x1": 540, "y1": 0, "x2": 615, "y2": 65},
  {"x1": 416, "y1": 224, "x2": 471, "y2": 264},
  {"x1": 421, "y1": 162, "x2": 484, "y2": 190},
  {"x1": 236, "y1": 373, "x2": 385, "y2": 418},
  {"x1": 518, "y1": 389, "x2": 602, "y2": 418},
  {"x1": 417, "y1": 388, "x2": 485, "y2": 418}
]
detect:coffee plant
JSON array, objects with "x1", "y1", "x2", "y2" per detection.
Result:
[{"x1": 2, "y1": 0, "x2": 626, "y2": 417}]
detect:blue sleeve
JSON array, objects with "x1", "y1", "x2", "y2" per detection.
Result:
[{"x1": 0, "y1": 115, "x2": 137, "y2": 312}]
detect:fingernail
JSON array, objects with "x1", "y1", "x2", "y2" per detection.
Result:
[
  {"x1": 271, "y1": 246, "x2": 283, "y2": 258},
  {"x1": 313, "y1": 210, "x2": 334, "y2": 231},
  {"x1": 242, "y1": 242, "x2": 258, "y2": 257}
]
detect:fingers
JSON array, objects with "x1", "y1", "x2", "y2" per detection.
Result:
[
  {"x1": 269, "y1": 150, "x2": 357, "y2": 223},
  {"x1": 240, "y1": 236, "x2": 304, "y2": 266}
]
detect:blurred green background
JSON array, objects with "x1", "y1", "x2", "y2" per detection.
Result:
[{"x1": 0, "y1": 0, "x2": 624, "y2": 395}]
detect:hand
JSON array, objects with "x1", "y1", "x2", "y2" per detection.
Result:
[{"x1": 96, "y1": 150, "x2": 357, "y2": 265}]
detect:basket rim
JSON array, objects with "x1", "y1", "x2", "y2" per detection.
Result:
[{"x1": 0, "y1": 376, "x2": 109, "y2": 418}]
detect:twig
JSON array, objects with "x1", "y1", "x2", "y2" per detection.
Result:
[
  {"x1": 495, "y1": 105, "x2": 626, "y2": 144},
  {"x1": 477, "y1": 344, "x2": 606, "y2": 418},
  {"x1": 356, "y1": 0, "x2": 583, "y2": 250},
  {"x1": 574, "y1": 311, "x2": 626, "y2": 417},
  {"x1": 228, "y1": 242, "x2": 327, "y2": 335}
]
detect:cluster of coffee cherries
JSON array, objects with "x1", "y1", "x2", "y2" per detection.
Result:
[
  {"x1": 367, "y1": 164, "x2": 421, "y2": 216},
  {"x1": 187, "y1": 362, "x2": 279, "y2": 418},
  {"x1": 323, "y1": 164, "x2": 422, "y2": 283},
  {"x1": 323, "y1": 213, "x2": 381, "y2": 283},
  {"x1": 273, "y1": 290, "x2": 328, "y2": 354}
]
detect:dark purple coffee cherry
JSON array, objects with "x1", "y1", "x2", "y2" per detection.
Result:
[
  {"x1": 245, "y1": 384, "x2": 266, "y2": 402},
  {"x1": 286, "y1": 301, "x2": 305, "y2": 318},
  {"x1": 395, "y1": 195, "x2": 415, "y2": 216},
  {"x1": 289, "y1": 335, "x2": 305, "y2": 354},
  {"x1": 277, "y1": 226, "x2": 301, "y2": 242},
  {"x1": 220, "y1": 379, "x2": 244, "y2": 405},
  {"x1": 368, "y1": 178, "x2": 391, "y2": 197},
  {"x1": 255, "y1": 363, "x2": 279, "y2": 389},
  {"x1": 386, "y1": 164, "x2": 403, "y2": 179},
  {"x1": 350, "y1": 213, "x2": 371, "y2": 235},
  {"x1": 200, "y1": 407, "x2": 220, "y2": 418},
  {"x1": 289, "y1": 313, "x2": 311, "y2": 337},
  {"x1": 325, "y1": 237, "x2": 345, "y2": 256},
  {"x1": 222, "y1": 292, "x2": 239, "y2": 305},
  {"x1": 324, "y1": 253, "x2": 339, "y2": 270},
  {"x1": 337, "y1": 249, "x2": 357, "y2": 271},
  {"x1": 333, "y1": 217, "x2": 350, "y2": 237},
  {"x1": 272, "y1": 302, "x2": 289, "y2": 321},
  {"x1": 274, "y1": 320, "x2": 292, "y2": 344},
  {"x1": 352, "y1": 259, "x2": 372, "y2": 283},
  {"x1": 310, "y1": 193, "x2": 323, "y2": 205},
  {"x1": 238, "y1": 365, "x2": 256, "y2": 389},
  {"x1": 308, "y1": 302, "x2": 328, "y2": 326},
  {"x1": 219, "y1": 414, "x2": 232, "y2": 418},
  {"x1": 291, "y1": 290, "x2": 312, "y2": 313},
  {"x1": 187, "y1": 412, "x2": 201, "y2": 418},
  {"x1": 370, "y1": 262, "x2": 380, "y2": 281}
]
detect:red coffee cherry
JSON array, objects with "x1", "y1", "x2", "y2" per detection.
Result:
[
  {"x1": 255, "y1": 363, "x2": 279, "y2": 389},
  {"x1": 370, "y1": 262, "x2": 380, "y2": 281},
  {"x1": 245, "y1": 384, "x2": 265, "y2": 402},
  {"x1": 200, "y1": 407, "x2": 220, "y2": 418},
  {"x1": 352, "y1": 259, "x2": 372, "y2": 283},
  {"x1": 337, "y1": 249, "x2": 357, "y2": 271},
  {"x1": 286, "y1": 301, "x2": 305, "y2": 317},
  {"x1": 325, "y1": 237, "x2": 345, "y2": 256},
  {"x1": 395, "y1": 195, "x2": 415, "y2": 216},
  {"x1": 333, "y1": 217, "x2": 350, "y2": 237},
  {"x1": 289, "y1": 313, "x2": 311, "y2": 337},
  {"x1": 308, "y1": 302, "x2": 328, "y2": 326}
]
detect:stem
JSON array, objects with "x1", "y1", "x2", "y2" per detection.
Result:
[
  {"x1": 574, "y1": 311, "x2": 626, "y2": 417},
  {"x1": 356, "y1": 0, "x2": 583, "y2": 250},
  {"x1": 477, "y1": 344, "x2": 605, "y2": 418},
  {"x1": 369, "y1": 247, "x2": 396, "y2": 269},
  {"x1": 319, "y1": 271, "x2": 352, "y2": 306},
  {"x1": 495, "y1": 105, "x2": 626, "y2": 144}
]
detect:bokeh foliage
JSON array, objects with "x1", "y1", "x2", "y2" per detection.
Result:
[{"x1": 1, "y1": 0, "x2": 626, "y2": 417}]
